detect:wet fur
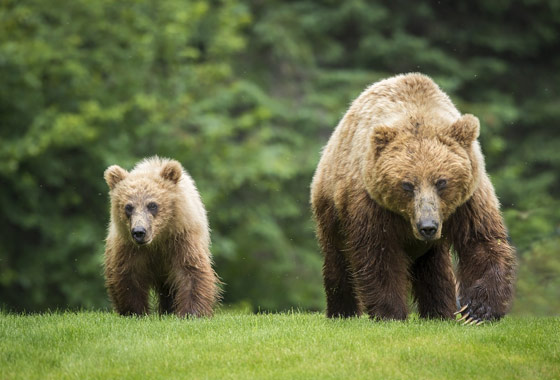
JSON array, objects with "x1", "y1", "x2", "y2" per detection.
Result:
[
  {"x1": 311, "y1": 73, "x2": 516, "y2": 321},
  {"x1": 104, "y1": 157, "x2": 220, "y2": 317}
]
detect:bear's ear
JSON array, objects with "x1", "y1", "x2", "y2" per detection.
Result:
[
  {"x1": 449, "y1": 114, "x2": 480, "y2": 148},
  {"x1": 104, "y1": 165, "x2": 128, "y2": 190},
  {"x1": 371, "y1": 126, "x2": 397, "y2": 157},
  {"x1": 160, "y1": 160, "x2": 182, "y2": 184}
]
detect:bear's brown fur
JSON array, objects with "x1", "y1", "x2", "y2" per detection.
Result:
[
  {"x1": 103, "y1": 156, "x2": 220, "y2": 317},
  {"x1": 311, "y1": 73, "x2": 516, "y2": 322}
]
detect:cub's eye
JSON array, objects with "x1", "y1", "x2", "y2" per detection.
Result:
[
  {"x1": 436, "y1": 179, "x2": 447, "y2": 191},
  {"x1": 147, "y1": 202, "x2": 158, "y2": 214},
  {"x1": 402, "y1": 182, "x2": 415, "y2": 193},
  {"x1": 124, "y1": 204, "x2": 134, "y2": 217}
]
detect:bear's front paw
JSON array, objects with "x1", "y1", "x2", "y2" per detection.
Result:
[{"x1": 454, "y1": 297, "x2": 502, "y2": 325}]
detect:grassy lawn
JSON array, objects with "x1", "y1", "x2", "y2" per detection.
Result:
[{"x1": 0, "y1": 311, "x2": 558, "y2": 380}]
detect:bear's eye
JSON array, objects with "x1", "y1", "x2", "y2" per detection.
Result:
[
  {"x1": 402, "y1": 182, "x2": 415, "y2": 193},
  {"x1": 436, "y1": 179, "x2": 447, "y2": 191},
  {"x1": 147, "y1": 202, "x2": 158, "y2": 215},
  {"x1": 124, "y1": 204, "x2": 134, "y2": 217}
]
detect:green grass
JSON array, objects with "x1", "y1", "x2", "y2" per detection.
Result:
[{"x1": 0, "y1": 311, "x2": 558, "y2": 380}]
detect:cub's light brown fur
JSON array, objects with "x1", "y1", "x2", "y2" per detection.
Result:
[
  {"x1": 311, "y1": 73, "x2": 516, "y2": 321},
  {"x1": 104, "y1": 156, "x2": 220, "y2": 317}
]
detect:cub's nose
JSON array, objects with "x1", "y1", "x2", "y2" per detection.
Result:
[
  {"x1": 131, "y1": 227, "x2": 147, "y2": 243},
  {"x1": 417, "y1": 220, "x2": 439, "y2": 240}
]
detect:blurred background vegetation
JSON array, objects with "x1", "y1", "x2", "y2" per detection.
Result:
[{"x1": 1, "y1": 0, "x2": 559, "y2": 315}]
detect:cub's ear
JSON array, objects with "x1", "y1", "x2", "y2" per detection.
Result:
[
  {"x1": 371, "y1": 126, "x2": 397, "y2": 157},
  {"x1": 449, "y1": 114, "x2": 480, "y2": 148},
  {"x1": 160, "y1": 160, "x2": 183, "y2": 184},
  {"x1": 104, "y1": 165, "x2": 128, "y2": 190}
]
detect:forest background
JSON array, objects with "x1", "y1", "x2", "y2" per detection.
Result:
[{"x1": 1, "y1": 0, "x2": 559, "y2": 315}]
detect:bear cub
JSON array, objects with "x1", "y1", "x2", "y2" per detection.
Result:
[
  {"x1": 104, "y1": 156, "x2": 220, "y2": 317},
  {"x1": 311, "y1": 73, "x2": 516, "y2": 324}
]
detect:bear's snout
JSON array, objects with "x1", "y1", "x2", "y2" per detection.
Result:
[
  {"x1": 131, "y1": 226, "x2": 147, "y2": 244},
  {"x1": 413, "y1": 192, "x2": 441, "y2": 241},
  {"x1": 417, "y1": 220, "x2": 439, "y2": 240}
]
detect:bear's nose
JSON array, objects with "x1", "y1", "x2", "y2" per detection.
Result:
[
  {"x1": 417, "y1": 220, "x2": 438, "y2": 240},
  {"x1": 131, "y1": 227, "x2": 147, "y2": 243}
]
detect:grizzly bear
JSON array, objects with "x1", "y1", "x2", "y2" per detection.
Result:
[
  {"x1": 103, "y1": 156, "x2": 220, "y2": 317},
  {"x1": 311, "y1": 73, "x2": 516, "y2": 324}
]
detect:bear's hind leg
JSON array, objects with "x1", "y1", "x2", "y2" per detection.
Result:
[
  {"x1": 156, "y1": 282, "x2": 175, "y2": 315},
  {"x1": 314, "y1": 197, "x2": 360, "y2": 318},
  {"x1": 411, "y1": 244, "x2": 456, "y2": 319},
  {"x1": 323, "y1": 248, "x2": 361, "y2": 318}
]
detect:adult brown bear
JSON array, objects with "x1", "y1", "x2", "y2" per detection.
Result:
[{"x1": 311, "y1": 73, "x2": 516, "y2": 323}]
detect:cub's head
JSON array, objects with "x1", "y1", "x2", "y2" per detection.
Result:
[
  {"x1": 104, "y1": 159, "x2": 183, "y2": 246},
  {"x1": 364, "y1": 114, "x2": 480, "y2": 241}
]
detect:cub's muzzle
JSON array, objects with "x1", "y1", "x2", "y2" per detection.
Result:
[{"x1": 131, "y1": 226, "x2": 147, "y2": 244}]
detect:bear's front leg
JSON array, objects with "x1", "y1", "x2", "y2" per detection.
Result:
[
  {"x1": 342, "y1": 190, "x2": 409, "y2": 320},
  {"x1": 104, "y1": 247, "x2": 150, "y2": 316},
  {"x1": 169, "y1": 240, "x2": 219, "y2": 318},
  {"x1": 171, "y1": 265, "x2": 218, "y2": 317},
  {"x1": 411, "y1": 243, "x2": 457, "y2": 319},
  {"x1": 449, "y1": 185, "x2": 517, "y2": 323},
  {"x1": 347, "y1": 245, "x2": 409, "y2": 320},
  {"x1": 105, "y1": 269, "x2": 150, "y2": 316},
  {"x1": 455, "y1": 237, "x2": 516, "y2": 322},
  {"x1": 344, "y1": 202, "x2": 410, "y2": 320}
]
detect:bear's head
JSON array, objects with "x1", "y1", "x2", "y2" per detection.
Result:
[
  {"x1": 363, "y1": 114, "x2": 481, "y2": 241},
  {"x1": 104, "y1": 160, "x2": 183, "y2": 246}
]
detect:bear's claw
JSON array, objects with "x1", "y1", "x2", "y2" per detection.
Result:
[
  {"x1": 464, "y1": 318, "x2": 483, "y2": 326},
  {"x1": 455, "y1": 304, "x2": 486, "y2": 326},
  {"x1": 454, "y1": 305, "x2": 468, "y2": 315}
]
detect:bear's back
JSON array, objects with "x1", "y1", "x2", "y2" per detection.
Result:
[
  {"x1": 351, "y1": 73, "x2": 460, "y2": 134},
  {"x1": 312, "y1": 73, "x2": 463, "y2": 200}
]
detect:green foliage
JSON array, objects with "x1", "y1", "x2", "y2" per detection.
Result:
[
  {"x1": 1, "y1": 0, "x2": 559, "y2": 314},
  {"x1": 1, "y1": 312, "x2": 559, "y2": 379},
  {"x1": 513, "y1": 238, "x2": 560, "y2": 316}
]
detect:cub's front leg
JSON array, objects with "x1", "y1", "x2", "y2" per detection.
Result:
[
  {"x1": 170, "y1": 240, "x2": 220, "y2": 317},
  {"x1": 104, "y1": 243, "x2": 151, "y2": 316}
]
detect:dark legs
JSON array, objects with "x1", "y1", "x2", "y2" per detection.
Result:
[
  {"x1": 106, "y1": 272, "x2": 150, "y2": 316},
  {"x1": 313, "y1": 194, "x2": 412, "y2": 320},
  {"x1": 455, "y1": 238, "x2": 516, "y2": 321},
  {"x1": 323, "y1": 246, "x2": 361, "y2": 318},
  {"x1": 411, "y1": 245, "x2": 456, "y2": 319},
  {"x1": 156, "y1": 283, "x2": 175, "y2": 314},
  {"x1": 448, "y1": 181, "x2": 517, "y2": 322},
  {"x1": 314, "y1": 197, "x2": 360, "y2": 318},
  {"x1": 109, "y1": 270, "x2": 217, "y2": 317},
  {"x1": 172, "y1": 265, "x2": 218, "y2": 317},
  {"x1": 349, "y1": 245, "x2": 410, "y2": 321}
]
